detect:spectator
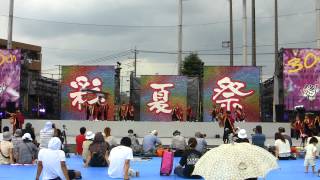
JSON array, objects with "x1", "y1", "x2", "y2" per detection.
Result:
[
  {"x1": 235, "y1": 129, "x2": 250, "y2": 143},
  {"x1": 22, "y1": 123, "x2": 36, "y2": 144},
  {"x1": 195, "y1": 132, "x2": 207, "y2": 154},
  {"x1": 76, "y1": 127, "x2": 86, "y2": 155},
  {"x1": 274, "y1": 132, "x2": 291, "y2": 160},
  {"x1": 307, "y1": 132, "x2": 320, "y2": 156},
  {"x1": 0, "y1": 132, "x2": 14, "y2": 164},
  {"x1": 0, "y1": 126, "x2": 10, "y2": 141},
  {"x1": 15, "y1": 133, "x2": 38, "y2": 164},
  {"x1": 127, "y1": 129, "x2": 141, "y2": 154},
  {"x1": 278, "y1": 127, "x2": 292, "y2": 147},
  {"x1": 142, "y1": 130, "x2": 162, "y2": 155},
  {"x1": 171, "y1": 130, "x2": 186, "y2": 157},
  {"x1": 108, "y1": 137, "x2": 139, "y2": 179},
  {"x1": 304, "y1": 137, "x2": 318, "y2": 173},
  {"x1": 84, "y1": 132, "x2": 110, "y2": 167},
  {"x1": 39, "y1": 121, "x2": 54, "y2": 149},
  {"x1": 251, "y1": 125, "x2": 266, "y2": 148},
  {"x1": 82, "y1": 131, "x2": 94, "y2": 162},
  {"x1": 12, "y1": 129, "x2": 23, "y2": 161},
  {"x1": 36, "y1": 137, "x2": 81, "y2": 180},
  {"x1": 104, "y1": 127, "x2": 117, "y2": 148},
  {"x1": 174, "y1": 138, "x2": 202, "y2": 179}
]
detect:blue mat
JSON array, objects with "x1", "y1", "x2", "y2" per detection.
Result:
[{"x1": 0, "y1": 156, "x2": 318, "y2": 180}]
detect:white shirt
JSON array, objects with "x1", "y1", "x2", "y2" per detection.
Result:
[
  {"x1": 105, "y1": 136, "x2": 117, "y2": 147},
  {"x1": 38, "y1": 148, "x2": 66, "y2": 180},
  {"x1": 305, "y1": 144, "x2": 317, "y2": 159},
  {"x1": 108, "y1": 145, "x2": 133, "y2": 178},
  {"x1": 39, "y1": 129, "x2": 54, "y2": 148},
  {"x1": 274, "y1": 139, "x2": 291, "y2": 157}
]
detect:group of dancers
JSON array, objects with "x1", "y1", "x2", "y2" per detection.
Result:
[
  {"x1": 119, "y1": 103, "x2": 134, "y2": 120},
  {"x1": 84, "y1": 97, "x2": 109, "y2": 120}
]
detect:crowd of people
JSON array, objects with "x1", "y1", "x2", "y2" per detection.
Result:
[{"x1": 1, "y1": 117, "x2": 320, "y2": 179}]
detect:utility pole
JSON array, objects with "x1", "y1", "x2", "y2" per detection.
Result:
[
  {"x1": 275, "y1": 0, "x2": 278, "y2": 62},
  {"x1": 242, "y1": 0, "x2": 248, "y2": 65},
  {"x1": 134, "y1": 47, "x2": 137, "y2": 77},
  {"x1": 273, "y1": 0, "x2": 279, "y2": 122},
  {"x1": 252, "y1": 0, "x2": 256, "y2": 66},
  {"x1": 316, "y1": 0, "x2": 320, "y2": 47},
  {"x1": 177, "y1": 0, "x2": 183, "y2": 75},
  {"x1": 229, "y1": 0, "x2": 234, "y2": 66},
  {"x1": 7, "y1": 0, "x2": 14, "y2": 49}
]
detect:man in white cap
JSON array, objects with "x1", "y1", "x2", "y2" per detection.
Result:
[
  {"x1": 36, "y1": 137, "x2": 81, "y2": 180},
  {"x1": 15, "y1": 133, "x2": 38, "y2": 164},
  {"x1": 142, "y1": 130, "x2": 162, "y2": 155},
  {"x1": 235, "y1": 129, "x2": 250, "y2": 143},
  {"x1": 82, "y1": 131, "x2": 94, "y2": 162},
  {"x1": 39, "y1": 121, "x2": 54, "y2": 149}
]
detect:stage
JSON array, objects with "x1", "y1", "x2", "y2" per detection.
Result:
[{"x1": 3, "y1": 119, "x2": 291, "y2": 146}]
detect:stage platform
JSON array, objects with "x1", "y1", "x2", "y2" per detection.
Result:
[
  {"x1": 2, "y1": 119, "x2": 292, "y2": 146},
  {"x1": 0, "y1": 155, "x2": 318, "y2": 180}
]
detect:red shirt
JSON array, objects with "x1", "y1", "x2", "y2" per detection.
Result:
[{"x1": 75, "y1": 134, "x2": 86, "y2": 155}]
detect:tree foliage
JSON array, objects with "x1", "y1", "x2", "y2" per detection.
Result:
[{"x1": 181, "y1": 53, "x2": 204, "y2": 77}]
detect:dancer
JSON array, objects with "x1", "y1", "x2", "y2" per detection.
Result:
[{"x1": 223, "y1": 111, "x2": 235, "y2": 144}]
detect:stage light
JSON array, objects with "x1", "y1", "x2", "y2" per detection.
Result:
[{"x1": 39, "y1": 108, "x2": 46, "y2": 113}]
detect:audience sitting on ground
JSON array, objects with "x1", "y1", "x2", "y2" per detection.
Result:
[
  {"x1": 235, "y1": 129, "x2": 250, "y2": 143},
  {"x1": 195, "y1": 132, "x2": 207, "y2": 154},
  {"x1": 278, "y1": 127, "x2": 292, "y2": 147},
  {"x1": 22, "y1": 122, "x2": 36, "y2": 144},
  {"x1": 304, "y1": 137, "x2": 318, "y2": 173},
  {"x1": 36, "y1": 137, "x2": 82, "y2": 180},
  {"x1": 251, "y1": 125, "x2": 266, "y2": 148},
  {"x1": 171, "y1": 130, "x2": 186, "y2": 157},
  {"x1": 127, "y1": 129, "x2": 141, "y2": 154},
  {"x1": 15, "y1": 133, "x2": 38, "y2": 164},
  {"x1": 108, "y1": 137, "x2": 139, "y2": 179},
  {"x1": 0, "y1": 132, "x2": 14, "y2": 164},
  {"x1": 0, "y1": 126, "x2": 10, "y2": 141},
  {"x1": 174, "y1": 137, "x2": 202, "y2": 179},
  {"x1": 274, "y1": 132, "x2": 291, "y2": 160},
  {"x1": 85, "y1": 132, "x2": 110, "y2": 167},
  {"x1": 39, "y1": 121, "x2": 55, "y2": 149},
  {"x1": 142, "y1": 130, "x2": 162, "y2": 155},
  {"x1": 76, "y1": 127, "x2": 86, "y2": 155},
  {"x1": 82, "y1": 131, "x2": 94, "y2": 162},
  {"x1": 104, "y1": 127, "x2": 117, "y2": 149},
  {"x1": 12, "y1": 129, "x2": 23, "y2": 161}
]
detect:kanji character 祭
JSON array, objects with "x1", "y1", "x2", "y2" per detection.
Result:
[
  {"x1": 69, "y1": 76, "x2": 105, "y2": 111},
  {"x1": 212, "y1": 77, "x2": 254, "y2": 111},
  {"x1": 147, "y1": 83, "x2": 174, "y2": 114}
]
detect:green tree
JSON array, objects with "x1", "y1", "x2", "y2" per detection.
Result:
[{"x1": 181, "y1": 53, "x2": 204, "y2": 77}]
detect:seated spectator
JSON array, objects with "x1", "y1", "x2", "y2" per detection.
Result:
[
  {"x1": 0, "y1": 126, "x2": 10, "y2": 141},
  {"x1": 0, "y1": 132, "x2": 14, "y2": 164},
  {"x1": 274, "y1": 132, "x2": 291, "y2": 160},
  {"x1": 195, "y1": 132, "x2": 207, "y2": 154},
  {"x1": 22, "y1": 123, "x2": 36, "y2": 144},
  {"x1": 12, "y1": 129, "x2": 23, "y2": 161},
  {"x1": 84, "y1": 132, "x2": 110, "y2": 167},
  {"x1": 82, "y1": 131, "x2": 94, "y2": 162},
  {"x1": 235, "y1": 129, "x2": 250, "y2": 143},
  {"x1": 108, "y1": 137, "x2": 139, "y2": 179},
  {"x1": 251, "y1": 125, "x2": 266, "y2": 148},
  {"x1": 278, "y1": 127, "x2": 292, "y2": 147},
  {"x1": 36, "y1": 137, "x2": 81, "y2": 180},
  {"x1": 76, "y1": 127, "x2": 86, "y2": 155},
  {"x1": 142, "y1": 130, "x2": 162, "y2": 155},
  {"x1": 171, "y1": 130, "x2": 186, "y2": 157},
  {"x1": 104, "y1": 127, "x2": 117, "y2": 148},
  {"x1": 15, "y1": 133, "x2": 38, "y2": 164},
  {"x1": 39, "y1": 121, "x2": 54, "y2": 148},
  {"x1": 127, "y1": 129, "x2": 141, "y2": 154},
  {"x1": 174, "y1": 138, "x2": 202, "y2": 179}
]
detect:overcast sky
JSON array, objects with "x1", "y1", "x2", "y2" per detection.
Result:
[{"x1": 0, "y1": 0, "x2": 317, "y2": 82}]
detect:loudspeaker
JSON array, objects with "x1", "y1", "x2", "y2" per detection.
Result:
[
  {"x1": 6, "y1": 102, "x2": 16, "y2": 113},
  {"x1": 275, "y1": 104, "x2": 285, "y2": 122}
]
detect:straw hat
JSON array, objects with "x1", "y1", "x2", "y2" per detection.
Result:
[
  {"x1": 238, "y1": 129, "x2": 248, "y2": 139},
  {"x1": 85, "y1": 131, "x2": 95, "y2": 140}
]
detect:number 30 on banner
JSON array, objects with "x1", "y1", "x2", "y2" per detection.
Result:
[{"x1": 287, "y1": 52, "x2": 319, "y2": 73}]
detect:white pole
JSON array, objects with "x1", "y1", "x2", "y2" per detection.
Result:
[
  {"x1": 316, "y1": 0, "x2": 320, "y2": 48},
  {"x1": 178, "y1": 0, "x2": 183, "y2": 75},
  {"x1": 242, "y1": 0, "x2": 248, "y2": 65},
  {"x1": 7, "y1": 0, "x2": 14, "y2": 49}
]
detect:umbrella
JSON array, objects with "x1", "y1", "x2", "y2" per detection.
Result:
[{"x1": 192, "y1": 143, "x2": 279, "y2": 180}]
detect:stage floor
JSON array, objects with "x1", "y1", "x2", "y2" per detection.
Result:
[{"x1": 0, "y1": 155, "x2": 318, "y2": 180}]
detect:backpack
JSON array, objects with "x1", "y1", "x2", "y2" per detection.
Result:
[
  {"x1": 89, "y1": 151, "x2": 107, "y2": 167},
  {"x1": 160, "y1": 150, "x2": 174, "y2": 176}
]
